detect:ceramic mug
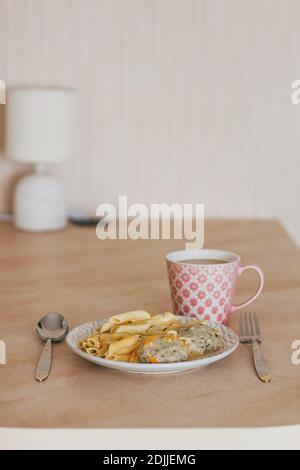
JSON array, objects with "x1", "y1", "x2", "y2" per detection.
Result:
[{"x1": 166, "y1": 249, "x2": 264, "y2": 324}]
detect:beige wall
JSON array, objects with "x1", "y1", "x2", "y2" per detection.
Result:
[{"x1": 0, "y1": 0, "x2": 300, "y2": 243}]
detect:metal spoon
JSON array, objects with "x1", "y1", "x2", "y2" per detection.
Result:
[{"x1": 35, "y1": 312, "x2": 69, "y2": 382}]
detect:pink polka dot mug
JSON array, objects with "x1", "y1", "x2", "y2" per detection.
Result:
[{"x1": 166, "y1": 249, "x2": 264, "y2": 324}]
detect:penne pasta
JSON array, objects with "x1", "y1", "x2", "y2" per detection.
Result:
[
  {"x1": 86, "y1": 347, "x2": 98, "y2": 355},
  {"x1": 110, "y1": 310, "x2": 151, "y2": 324},
  {"x1": 142, "y1": 328, "x2": 171, "y2": 336},
  {"x1": 108, "y1": 334, "x2": 140, "y2": 355},
  {"x1": 100, "y1": 320, "x2": 114, "y2": 333},
  {"x1": 129, "y1": 349, "x2": 139, "y2": 362},
  {"x1": 104, "y1": 333, "x2": 131, "y2": 343},
  {"x1": 87, "y1": 337, "x2": 101, "y2": 348},
  {"x1": 165, "y1": 322, "x2": 182, "y2": 330},
  {"x1": 79, "y1": 340, "x2": 89, "y2": 350},
  {"x1": 96, "y1": 342, "x2": 109, "y2": 356},
  {"x1": 146, "y1": 312, "x2": 176, "y2": 326},
  {"x1": 113, "y1": 323, "x2": 150, "y2": 334},
  {"x1": 105, "y1": 354, "x2": 131, "y2": 362}
]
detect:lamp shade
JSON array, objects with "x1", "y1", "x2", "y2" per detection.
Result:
[{"x1": 6, "y1": 87, "x2": 75, "y2": 163}]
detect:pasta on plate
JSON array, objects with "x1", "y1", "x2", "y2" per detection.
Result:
[{"x1": 79, "y1": 310, "x2": 225, "y2": 364}]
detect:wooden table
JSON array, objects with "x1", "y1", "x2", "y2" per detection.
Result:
[{"x1": 0, "y1": 220, "x2": 299, "y2": 428}]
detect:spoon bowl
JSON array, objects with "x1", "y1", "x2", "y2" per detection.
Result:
[{"x1": 36, "y1": 312, "x2": 69, "y2": 342}]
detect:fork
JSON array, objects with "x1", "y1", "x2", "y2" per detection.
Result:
[{"x1": 239, "y1": 311, "x2": 271, "y2": 383}]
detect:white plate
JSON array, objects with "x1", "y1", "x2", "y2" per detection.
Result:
[{"x1": 66, "y1": 317, "x2": 239, "y2": 374}]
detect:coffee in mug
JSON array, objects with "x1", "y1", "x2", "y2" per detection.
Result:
[{"x1": 179, "y1": 258, "x2": 228, "y2": 265}]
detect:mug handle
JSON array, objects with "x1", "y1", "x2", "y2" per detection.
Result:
[{"x1": 231, "y1": 264, "x2": 264, "y2": 312}]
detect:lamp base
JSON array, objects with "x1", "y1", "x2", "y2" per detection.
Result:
[{"x1": 14, "y1": 174, "x2": 67, "y2": 232}]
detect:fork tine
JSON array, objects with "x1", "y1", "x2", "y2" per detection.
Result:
[
  {"x1": 244, "y1": 311, "x2": 250, "y2": 336},
  {"x1": 240, "y1": 311, "x2": 247, "y2": 336},
  {"x1": 253, "y1": 312, "x2": 261, "y2": 336},
  {"x1": 248, "y1": 311, "x2": 255, "y2": 336},
  {"x1": 240, "y1": 312, "x2": 245, "y2": 336}
]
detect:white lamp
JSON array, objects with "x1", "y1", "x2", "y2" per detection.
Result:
[{"x1": 6, "y1": 87, "x2": 75, "y2": 231}]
